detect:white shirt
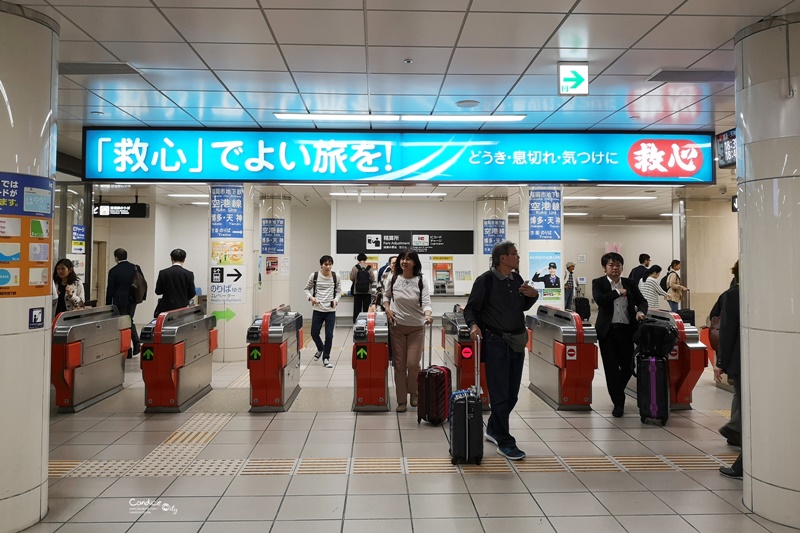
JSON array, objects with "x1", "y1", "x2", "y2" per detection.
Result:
[{"x1": 607, "y1": 276, "x2": 629, "y2": 324}]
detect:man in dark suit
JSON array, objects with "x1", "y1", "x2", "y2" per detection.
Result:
[
  {"x1": 106, "y1": 248, "x2": 141, "y2": 357},
  {"x1": 592, "y1": 252, "x2": 648, "y2": 417},
  {"x1": 628, "y1": 253, "x2": 651, "y2": 285},
  {"x1": 154, "y1": 248, "x2": 196, "y2": 317}
]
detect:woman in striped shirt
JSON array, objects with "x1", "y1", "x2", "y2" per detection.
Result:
[{"x1": 638, "y1": 265, "x2": 668, "y2": 311}]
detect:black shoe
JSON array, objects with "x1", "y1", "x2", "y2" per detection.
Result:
[
  {"x1": 612, "y1": 406, "x2": 624, "y2": 418},
  {"x1": 132, "y1": 345, "x2": 141, "y2": 356},
  {"x1": 719, "y1": 426, "x2": 741, "y2": 447},
  {"x1": 719, "y1": 466, "x2": 743, "y2": 479}
]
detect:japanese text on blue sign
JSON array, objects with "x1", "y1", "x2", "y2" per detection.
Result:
[
  {"x1": 210, "y1": 185, "x2": 244, "y2": 239},
  {"x1": 482, "y1": 220, "x2": 506, "y2": 255},
  {"x1": 261, "y1": 218, "x2": 285, "y2": 255},
  {"x1": 84, "y1": 130, "x2": 714, "y2": 185},
  {"x1": 529, "y1": 189, "x2": 561, "y2": 241}
]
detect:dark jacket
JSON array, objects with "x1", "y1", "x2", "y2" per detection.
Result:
[
  {"x1": 628, "y1": 265, "x2": 648, "y2": 285},
  {"x1": 532, "y1": 272, "x2": 560, "y2": 288},
  {"x1": 106, "y1": 260, "x2": 136, "y2": 312},
  {"x1": 592, "y1": 276, "x2": 648, "y2": 338},
  {"x1": 154, "y1": 264, "x2": 196, "y2": 316},
  {"x1": 464, "y1": 268, "x2": 537, "y2": 335},
  {"x1": 716, "y1": 284, "x2": 740, "y2": 377}
]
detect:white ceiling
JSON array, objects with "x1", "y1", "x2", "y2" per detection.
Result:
[{"x1": 32, "y1": 0, "x2": 769, "y2": 215}]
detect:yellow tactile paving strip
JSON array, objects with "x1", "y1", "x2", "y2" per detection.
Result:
[
  {"x1": 461, "y1": 456, "x2": 513, "y2": 474},
  {"x1": 227, "y1": 372, "x2": 251, "y2": 389},
  {"x1": 163, "y1": 431, "x2": 217, "y2": 445},
  {"x1": 69, "y1": 460, "x2": 138, "y2": 478},
  {"x1": 352, "y1": 457, "x2": 404, "y2": 474},
  {"x1": 405, "y1": 458, "x2": 459, "y2": 474},
  {"x1": 295, "y1": 458, "x2": 349, "y2": 475},
  {"x1": 240, "y1": 459, "x2": 297, "y2": 475},
  {"x1": 513, "y1": 456, "x2": 568, "y2": 473},
  {"x1": 714, "y1": 454, "x2": 740, "y2": 466},
  {"x1": 49, "y1": 460, "x2": 83, "y2": 478},
  {"x1": 182, "y1": 459, "x2": 245, "y2": 476},
  {"x1": 181, "y1": 412, "x2": 236, "y2": 432},
  {"x1": 562, "y1": 456, "x2": 622, "y2": 472},
  {"x1": 663, "y1": 455, "x2": 724, "y2": 470},
  {"x1": 713, "y1": 409, "x2": 732, "y2": 418},
  {"x1": 613, "y1": 456, "x2": 673, "y2": 471}
]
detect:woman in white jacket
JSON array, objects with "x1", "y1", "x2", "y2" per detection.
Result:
[{"x1": 53, "y1": 258, "x2": 85, "y2": 313}]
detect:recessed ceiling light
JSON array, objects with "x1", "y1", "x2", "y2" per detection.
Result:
[
  {"x1": 456, "y1": 100, "x2": 480, "y2": 108},
  {"x1": 403, "y1": 58, "x2": 414, "y2": 64},
  {"x1": 191, "y1": 202, "x2": 209, "y2": 206},
  {"x1": 401, "y1": 114, "x2": 525, "y2": 122},
  {"x1": 168, "y1": 193, "x2": 209, "y2": 198},
  {"x1": 564, "y1": 212, "x2": 589, "y2": 216},
  {"x1": 566, "y1": 196, "x2": 657, "y2": 200},
  {"x1": 274, "y1": 113, "x2": 399, "y2": 121},
  {"x1": 90, "y1": 110, "x2": 104, "y2": 115}
]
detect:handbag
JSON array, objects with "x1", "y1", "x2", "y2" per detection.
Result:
[
  {"x1": 708, "y1": 315, "x2": 720, "y2": 351},
  {"x1": 502, "y1": 331, "x2": 529, "y2": 353}
]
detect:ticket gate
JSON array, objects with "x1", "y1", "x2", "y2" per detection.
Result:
[
  {"x1": 352, "y1": 311, "x2": 390, "y2": 411},
  {"x1": 51, "y1": 306, "x2": 132, "y2": 412},
  {"x1": 246, "y1": 305, "x2": 303, "y2": 412},
  {"x1": 441, "y1": 308, "x2": 489, "y2": 410},
  {"x1": 527, "y1": 306, "x2": 598, "y2": 410},
  {"x1": 626, "y1": 310, "x2": 707, "y2": 409},
  {"x1": 139, "y1": 306, "x2": 218, "y2": 412}
]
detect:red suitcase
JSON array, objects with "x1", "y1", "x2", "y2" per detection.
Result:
[{"x1": 417, "y1": 321, "x2": 451, "y2": 425}]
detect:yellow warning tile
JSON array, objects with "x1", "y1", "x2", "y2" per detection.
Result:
[
  {"x1": 352, "y1": 458, "x2": 403, "y2": 475},
  {"x1": 614, "y1": 456, "x2": 673, "y2": 472},
  {"x1": 227, "y1": 372, "x2": 251, "y2": 389},
  {"x1": 296, "y1": 458, "x2": 349, "y2": 475},
  {"x1": 68, "y1": 460, "x2": 138, "y2": 477},
  {"x1": 405, "y1": 458, "x2": 459, "y2": 474},
  {"x1": 183, "y1": 459, "x2": 244, "y2": 476},
  {"x1": 513, "y1": 456, "x2": 567, "y2": 473},
  {"x1": 163, "y1": 431, "x2": 217, "y2": 445},
  {"x1": 180, "y1": 413, "x2": 235, "y2": 432},
  {"x1": 713, "y1": 409, "x2": 732, "y2": 418},
  {"x1": 663, "y1": 455, "x2": 721, "y2": 470},
  {"x1": 241, "y1": 459, "x2": 296, "y2": 476},
  {"x1": 562, "y1": 456, "x2": 621, "y2": 472},
  {"x1": 49, "y1": 460, "x2": 83, "y2": 478},
  {"x1": 461, "y1": 456, "x2": 512, "y2": 474},
  {"x1": 714, "y1": 454, "x2": 740, "y2": 466}
]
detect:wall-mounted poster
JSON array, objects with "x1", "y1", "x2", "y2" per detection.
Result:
[{"x1": 528, "y1": 251, "x2": 562, "y2": 303}]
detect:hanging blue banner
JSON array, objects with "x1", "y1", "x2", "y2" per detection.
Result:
[
  {"x1": 529, "y1": 188, "x2": 561, "y2": 241},
  {"x1": 482, "y1": 219, "x2": 506, "y2": 254},
  {"x1": 84, "y1": 130, "x2": 714, "y2": 185},
  {"x1": 210, "y1": 185, "x2": 244, "y2": 239},
  {"x1": 261, "y1": 218, "x2": 285, "y2": 254}
]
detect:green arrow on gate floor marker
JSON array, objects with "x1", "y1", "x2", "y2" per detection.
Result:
[
  {"x1": 142, "y1": 348, "x2": 154, "y2": 361},
  {"x1": 212, "y1": 309, "x2": 236, "y2": 322},
  {"x1": 356, "y1": 347, "x2": 368, "y2": 360},
  {"x1": 250, "y1": 348, "x2": 261, "y2": 360}
]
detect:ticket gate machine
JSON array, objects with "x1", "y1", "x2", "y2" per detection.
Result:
[
  {"x1": 139, "y1": 306, "x2": 218, "y2": 412},
  {"x1": 352, "y1": 311, "x2": 390, "y2": 411},
  {"x1": 51, "y1": 306, "x2": 132, "y2": 412},
  {"x1": 246, "y1": 305, "x2": 303, "y2": 412},
  {"x1": 627, "y1": 310, "x2": 707, "y2": 409},
  {"x1": 527, "y1": 306, "x2": 598, "y2": 410},
  {"x1": 441, "y1": 307, "x2": 489, "y2": 410}
]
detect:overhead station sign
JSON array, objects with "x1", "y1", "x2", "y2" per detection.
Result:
[
  {"x1": 93, "y1": 203, "x2": 150, "y2": 218},
  {"x1": 558, "y1": 63, "x2": 589, "y2": 96},
  {"x1": 84, "y1": 129, "x2": 714, "y2": 185}
]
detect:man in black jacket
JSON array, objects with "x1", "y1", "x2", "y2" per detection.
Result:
[
  {"x1": 592, "y1": 252, "x2": 648, "y2": 417},
  {"x1": 106, "y1": 248, "x2": 141, "y2": 357},
  {"x1": 627, "y1": 253, "x2": 651, "y2": 285},
  {"x1": 154, "y1": 249, "x2": 196, "y2": 316}
]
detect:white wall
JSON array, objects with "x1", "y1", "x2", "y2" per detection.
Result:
[{"x1": 291, "y1": 204, "x2": 336, "y2": 320}]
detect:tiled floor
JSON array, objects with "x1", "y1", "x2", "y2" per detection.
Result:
[{"x1": 27, "y1": 325, "x2": 793, "y2": 533}]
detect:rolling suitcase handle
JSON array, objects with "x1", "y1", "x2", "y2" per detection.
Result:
[
  {"x1": 428, "y1": 317, "x2": 434, "y2": 368},
  {"x1": 472, "y1": 334, "x2": 481, "y2": 396}
]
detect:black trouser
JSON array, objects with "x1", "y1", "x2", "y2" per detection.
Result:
[
  {"x1": 311, "y1": 310, "x2": 336, "y2": 359},
  {"x1": 119, "y1": 303, "x2": 140, "y2": 352},
  {"x1": 352, "y1": 293, "x2": 371, "y2": 323},
  {"x1": 484, "y1": 333, "x2": 525, "y2": 449},
  {"x1": 598, "y1": 323, "x2": 636, "y2": 409}
]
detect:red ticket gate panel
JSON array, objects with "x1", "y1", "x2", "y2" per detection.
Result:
[
  {"x1": 51, "y1": 306, "x2": 132, "y2": 412},
  {"x1": 140, "y1": 306, "x2": 217, "y2": 412},
  {"x1": 667, "y1": 313, "x2": 707, "y2": 408},
  {"x1": 352, "y1": 312, "x2": 390, "y2": 410},
  {"x1": 247, "y1": 306, "x2": 302, "y2": 412},
  {"x1": 454, "y1": 341, "x2": 489, "y2": 409},
  {"x1": 553, "y1": 340, "x2": 597, "y2": 407}
]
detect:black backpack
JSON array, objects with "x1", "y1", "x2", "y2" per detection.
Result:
[
  {"x1": 131, "y1": 265, "x2": 147, "y2": 304},
  {"x1": 354, "y1": 264, "x2": 372, "y2": 293},
  {"x1": 660, "y1": 271, "x2": 671, "y2": 292},
  {"x1": 312, "y1": 271, "x2": 338, "y2": 297}
]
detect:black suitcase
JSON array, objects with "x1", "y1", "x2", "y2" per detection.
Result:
[
  {"x1": 574, "y1": 297, "x2": 591, "y2": 321},
  {"x1": 449, "y1": 335, "x2": 483, "y2": 465},
  {"x1": 418, "y1": 322, "x2": 451, "y2": 426},
  {"x1": 633, "y1": 318, "x2": 678, "y2": 358},
  {"x1": 677, "y1": 309, "x2": 695, "y2": 326},
  {"x1": 635, "y1": 354, "x2": 670, "y2": 425}
]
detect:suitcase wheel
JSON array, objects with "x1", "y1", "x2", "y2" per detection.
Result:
[
  {"x1": 451, "y1": 457, "x2": 458, "y2": 465},
  {"x1": 659, "y1": 417, "x2": 668, "y2": 426},
  {"x1": 641, "y1": 416, "x2": 647, "y2": 424},
  {"x1": 475, "y1": 457, "x2": 482, "y2": 466}
]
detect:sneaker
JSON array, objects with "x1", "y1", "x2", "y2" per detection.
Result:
[
  {"x1": 497, "y1": 446, "x2": 526, "y2": 461},
  {"x1": 719, "y1": 465, "x2": 743, "y2": 479},
  {"x1": 396, "y1": 403, "x2": 407, "y2": 413},
  {"x1": 719, "y1": 426, "x2": 742, "y2": 447},
  {"x1": 484, "y1": 432, "x2": 498, "y2": 446},
  {"x1": 313, "y1": 351, "x2": 322, "y2": 360},
  {"x1": 323, "y1": 359, "x2": 333, "y2": 369}
]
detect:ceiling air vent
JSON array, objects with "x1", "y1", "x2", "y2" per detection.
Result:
[
  {"x1": 647, "y1": 69, "x2": 735, "y2": 83},
  {"x1": 58, "y1": 62, "x2": 139, "y2": 76}
]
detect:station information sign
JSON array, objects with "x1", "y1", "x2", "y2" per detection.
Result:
[
  {"x1": 93, "y1": 203, "x2": 150, "y2": 218},
  {"x1": 84, "y1": 129, "x2": 714, "y2": 185}
]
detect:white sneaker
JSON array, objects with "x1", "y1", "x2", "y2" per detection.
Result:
[
  {"x1": 484, "y1": 432, "x2": 498, "y2": 446},
  {"x1": 323, "y1": 359, "x2": 334, "y2": 369}
]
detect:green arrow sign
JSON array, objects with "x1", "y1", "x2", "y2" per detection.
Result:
[
  {"x1": 142, "y1": 348, "x2": 154, "y2": 361},
  {"x1": 356, "y1": 347, "x2": 368, "y2": 360},
  {"x1": 212, "y1": 309, "x2": 236, "y2": 322},
  {"x1": 558, "y1": 63, "x2": 589, "y2": 96},
  {"x1": 249, "y1": 348, "x2": 261, "y2": 360}
]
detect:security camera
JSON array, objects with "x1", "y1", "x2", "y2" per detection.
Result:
[{"x1": 439, "y1": 197, "x2": 444, "y2": 202}]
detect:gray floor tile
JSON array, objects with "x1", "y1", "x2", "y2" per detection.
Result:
[
  {"x1": 348, "y1": 474, "x2": 407, "y2": 494},
  {"x1": 224, "y1": 475, "x2": 290, "y2": 496},
  {"x1": 66, "y1": 497, "x2": 139, "y2": 523},
  {"x1": 277, "y1": 495, "x2": 346, "y2": 520},
  {"x1": 55, "y1": 523, "x2": 131, "y2": 533},
  {"x1": 40, "y1": 498, "x2": 93, "y2": 523},
  {"x1": 577, "y1": 428, "x2": 634, "y2": 441},
  {"x1": 463, "y1": 473, "x2": 528, "y2": 494},
  {"x1": 90, "y1": 444, "x2": 160, "y2": 461},
  {"x1": 256, "y1": 430, "x2": 309, "y2": 444},
  {"x1": 615, "y1": 515, "x2": 698, "y2": 533},
  {"x1": 684, "y1": 470, "x2": 746, "y2": 491},
  {"x1": 135, "y1": 496, "x2": 219, "y2": 522},
  {"x1": 286, "y1": 474, "x2": 348, "y2": 495},
  {"x1": 535, "y1": 429, "x2": 589, "y2": 442},
  {"x1": 196, "y1": 443, "x2": 256, "y2": 459},
  {"x1": 345, "y1": 494, "x2": 410, "y2": 520},
  {"x1": 300, "y1": 441, "x2": 353, "y2": 457},
  {"x1": 519, "y1": 472, "x2": 588, "y2": 493},
  {"x1": 128, "y1": 523, "x2": 203, "y2": 533},
  {"x1": 65, "y1": 431, "x2": 128, "y2": 445},
  {"x1": 13, "y1": 524, "x2": 61, "y2": 533},
  {"x1": 343, "y1": 518, "x2": 412, "y2": 533},
  {"x1": 534, "y1": 493, "x2": 609, "y2": 516},
  {"x1": 200, "y1": 521, "x2": 275, "y2": 533},
  {"x1": 353, "y1": 429, "x2": 401, "y2": 442},
  {"x1": 749, "y1": 514, "x2": 800, "y2": 533},
  {"x1": 481, "y1": 517, "x2": 556, "y2": 533},
  {"x1": 305, "y1": 429, "x2": 356, "y2": 443},
  {"x1": 683, "y1": 514, "x2": 771, "y2": 532},
  {"x1": 114, "y1": 431, "x2": 173, "y2": 445},
  {"x1": 654, "y1": 491, "x2": 742, "y2": 515},
  {"x1": 351, "y1": 442, "x2": 403, "y2": 457},
  {"x1": 208, "y1": 431, "x2": 264, "y2": 444},
  {"x1": 410, "y1": 493, "x2": 477, "y2": 519},
  {"x1": 48, "y1": 477, "x2": 117, "y2": 498},
  {"x1": 248, "y1": 443, "x2": 302, "y2": 458},
  {"x1": 594, "y1": 491, "x2": 675, "y2": 515},
  {"x1": 472, "y1": 493, "x2": 544, "y2": 517},
  {"x1": 207, "y1": 495, "x2": 281, "y2": 521},
  {"x1": 549, "y1": 516, "x2": 626, "y2": 533},
  {"x1": 101, "y1": 476, "x2": 177, "y2": 498},
  {"x1": 162, "y1": 476, "x2": 234, "y2": 497},
  {"x1": 545, "y1": 441, "x2": 605, "y2": 456},
  {"x1": 594, "y1": 440, "x2": 655, "y2": 456},
  {"x1": 713, "y1": 490, "x2": 749, "y2": 513},
  {"x1": 412, "y1": 518, "x2": 485, "y2": 533},
  {"x1": 406, "y1": 474, "x2": 468, "y2": 494},
  {"x1": 575, "y1": 472, "x2": 646, "y2": 492},
  {"x1": 630, "y1": 471, "x2": 707, "y2": 491},
  {"x1": 49, "y1": 445, "x2": 109, "y2": 460}
]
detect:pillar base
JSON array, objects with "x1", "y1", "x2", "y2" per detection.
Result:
[{"x1": 0, "y1": 481, "x2": 47, "y2": 533}]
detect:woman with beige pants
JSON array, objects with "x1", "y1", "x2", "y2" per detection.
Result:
[{"x1": 384, "y1": 249, "x2": 433, "y2": 412}]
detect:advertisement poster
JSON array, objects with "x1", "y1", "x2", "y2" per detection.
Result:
[
  {"x1": 211, "y1": 240, "x2": 244, "y2": 265},
  {"x1": 482, "y1": 219, "x2": 506, "y2": 254},
  {"x1": 265, "y1": 256, "x2": 279, "y2": 274},
  {"x1": 529, "y1": 251, "x2": 562, "y2": 302},
  {"x1": 261, "y1": 218, "x2": 285, "y2": 254},
  {"x1": 528, "y1": 188, "x2": 562, "y2": 241},
  {"x1": 0, "y1": 172, "x2": 54, "y2": 298}
]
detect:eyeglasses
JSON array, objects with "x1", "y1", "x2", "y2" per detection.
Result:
[{"x1": 606, "y1": 263, "x2": 623, "y2": 269}]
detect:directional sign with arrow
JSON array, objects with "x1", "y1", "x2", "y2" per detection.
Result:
[
  {"x1": 212, "y1": 309, "x2": 237, "y2": 322},
  {"x1": 356, "y1": 347, "x2": 368, "y2": 360},
  {"x1": 249, "y1": 347, "x2": 261, "y2": 360},
  {"x1": 141, "y1": 347, "x2": 155, "y2": 361},
  {"x1": 209, "y1": 265, "x2": 246, "y2": 304},
  {"x1": 558, "y1": 63, "x2": 589, "y2": 96},
  {"x1": 227, "y1": 268, "x2": 242, "y2": 282}
]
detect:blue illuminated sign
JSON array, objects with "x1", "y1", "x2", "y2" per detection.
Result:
[
  {"x1": 482, "y1": 220, "x2": 506, "y2": 254},
  {"x1": 84, "y1": 130, "x2": 714, "y2": 184},
  {"x1": 261, "y1": 218, "x2": 285, "y2": 254},
  {"x1": 210, "y1": 185, "x2": 243, "y2": 239},
  {"x1": 529, "y1": 188, "x2": 561, "y2": 240}
]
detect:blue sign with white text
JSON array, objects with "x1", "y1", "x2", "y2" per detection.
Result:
[
  {"x1": 482, "y1": 220, "x2": 506, "y2": 254},
  {"x1": 529, "y1": 188, "x2": 561, "y2": 240},
  {"x1": 210, "y1": 185, "x2": 244, "y2": 239},
  {"x1": 84, "y1": 130, "x2": 714, "y2": 184},
  {"x1": 261, "y1": 218, "x2": 285, "y2": 254},
  {"x1": 0, "y1": 172, "x2": 54, "y2": 217}
]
